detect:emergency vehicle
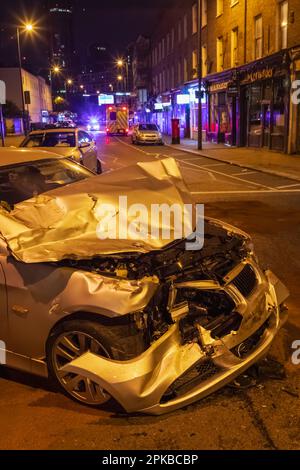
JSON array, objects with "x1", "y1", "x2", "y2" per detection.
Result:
[{"x1": 106, "y1": 105, "x2": 129, "y2": 136}]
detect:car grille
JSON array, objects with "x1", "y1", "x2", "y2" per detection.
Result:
[
  {"x1": 231, "y1": 319, "x2": 269, "y2": 359},
  {"x1": 231, "y1": 264, "x2": 257, "y2": 298},
  {"x1": 161, "y1": 359, "x2": 221, "y2": 403}
]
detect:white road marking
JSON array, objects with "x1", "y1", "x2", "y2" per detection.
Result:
[
  {"x1": 276, "y1": 182, "x2": 300, "y2": 189},
  {"x1": 114, "y1": 137, "x2": 161, "y2": 159},
  {"x1": 196, "y1": 162, "x2": 228, "y2": 168},
  {"x1": 233, "y1": 171, "x2": 257, "y2": 176},
  {"x1": 191, "y1": 189, "x2": 300, "y2": 195},
  {"x1": 182, "y1": 160, "x2": 276, "y2": 191}
]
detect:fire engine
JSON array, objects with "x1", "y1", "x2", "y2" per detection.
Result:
[{"x1": 106, "y1": 105, "x2": 129, "y2": 136}]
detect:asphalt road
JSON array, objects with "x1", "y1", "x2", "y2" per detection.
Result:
[{"x1": 0, "y1": 133, "x2": 299, "y2": 450}]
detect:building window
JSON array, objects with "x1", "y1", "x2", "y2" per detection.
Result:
[
  {"x1": 202, "y1": 45, "x2": 207, "y2": 77},
  {"x1": 279, "y1": 1, "x2": 288, "y2": 49},
  {"x1": 202, "y1": 0, "x2": 208, "y2": 27},
  {"x1": 159, "y1": 73, "x2": 162, "y2": 92},
  {"x1": 192, "y1": 3, "x2": 198, "y2": 34},
  {"x1": 178, "y1": 21, "x2": 181, "y2": 42},
  {"x1": 254, "y1": 15, "x2": 263, "y2": 59},
  {"x1": 217, "y1": 0, "x2": 224, "y2": 16},
  {"x1": 171, "y1": 66, "x2": 175, "y2": 88},
  {"x1": 184, "y1": 57, "x2": 188, "y2": 81},
  {"x1": 192, "y1": 50, "x2": 198, "y2": 78},
  {"x1": 183, "y1": 14, "x2": 188, "y2": 39},
  {"x1": 217, "y1": 36, "x2": 224, "y2": 72},
  {"x1": 171, "y1": 28, "x2": 175, "y2": 49},
  {"x1": 178, "y1": 60, "x2": 182, "y2": 84},
  {"x1": 166, "y1": 33, "x2": 170, "y2": 54},
  {"x1": 162, "y1": 37, "x2": 165, "y2": 58},
  {"x1": 158, "y1": 42, "x2": 162, "y2": 62},
  {"x1": 231, "y1": 28, "x2": 238, "y2": 67}
]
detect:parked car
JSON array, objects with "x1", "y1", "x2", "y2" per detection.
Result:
[
  {"x1": 132, "y1": 123, "x2": 164, "y2": 145},
  {"x1": 0, "y1": 149, "x2": 288, "y2": 414},
  {"x1": 20, "y1": 128, "x2": 102, "y2": 174}
]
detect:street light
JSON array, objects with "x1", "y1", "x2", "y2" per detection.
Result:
[
  {"x1": 66, "y1": 79, "x2": 73, "y2": 85},
  {"x1": 117, "y1": 58, "x2": 129, "y2": 92},
  {"x1": 16, "y1": 22, "x2": 35, "y2": 134}
]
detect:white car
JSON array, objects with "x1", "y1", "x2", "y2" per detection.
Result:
[
  {"x1": 132, "y1": 123, "x2": 164, "y2": 145},
  {"x1": 20, "y1": 128, "x2": 102, "y2": 174}
]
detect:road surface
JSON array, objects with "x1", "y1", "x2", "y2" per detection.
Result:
[{"x1": 0, "y1": 133, "x2": 299, "y2": 450}]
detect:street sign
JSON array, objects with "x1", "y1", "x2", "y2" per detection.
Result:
[
  {"x1": 24, "y1": 90, "x2": 31, "y2": 105},
  {"x1": 0, "y1": 80, "x2": 6, "y2": 105}
]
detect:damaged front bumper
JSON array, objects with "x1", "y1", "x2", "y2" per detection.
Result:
[{"x1": 62, "y1": 265, "x2": 289, "y2": 415}]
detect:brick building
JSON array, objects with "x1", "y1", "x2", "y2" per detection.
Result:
[{"x1": 148, "y1": 0, "x2": 300, "y2": 154}]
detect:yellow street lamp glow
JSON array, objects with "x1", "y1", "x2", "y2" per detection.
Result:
[
  {"x1": 117, "y1": 75, "x2": 123, "y2": 81},
  {"x1": 67, "y1": 79, "x2": 73, "y2": 85},
  {"x1": 25, "y1": 23, "x2": 34, "y2": 32},
  {"x1": 117, "y1": 59, "x2": 123, "y2": 67},
  {"x1": 53, "y1": 66, "x2": 61, "y2": 73}
]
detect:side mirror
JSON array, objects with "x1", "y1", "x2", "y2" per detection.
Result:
[{"x1": 79, "y1": 141, "x2": 90, "y2": 149}]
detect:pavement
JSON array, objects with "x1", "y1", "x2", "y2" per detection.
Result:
[
  {"x1": 164, "y1": 136, "x2": 300, "y2": 182},
  {"x1": 0, "y1": 132, "x2": 299, "y2": 450}
]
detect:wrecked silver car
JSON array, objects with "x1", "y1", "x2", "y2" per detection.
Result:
[{"x1": 0, "y1": 148, "x2": 289, "y2": 414}]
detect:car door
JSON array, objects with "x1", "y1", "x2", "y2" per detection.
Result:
[{"x1": 78, "y1": 130, "x2": 97, "y2": 173}]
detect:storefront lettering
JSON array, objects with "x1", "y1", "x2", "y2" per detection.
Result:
[
  {"x1": 209, "y1": 82, "x2": 229, "y2": 93},
  {"x1": 242, "y1": 68, "x2": 274, "y2": 84}
]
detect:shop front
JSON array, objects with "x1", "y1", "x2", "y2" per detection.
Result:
[
  {"x1": 206, "y1": 76, "x2": 237, "y2": 146},
  {"x1": 239, "y1": 52, "x2": 290, "y2": 152}
]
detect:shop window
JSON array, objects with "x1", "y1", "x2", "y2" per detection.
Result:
[
  {"x1": 279, "y1": 1, "x2": 288, "y2": 49},
  {"x1": 254, "y1": 15, "x2": 263, "y2": 59},
  {"x1": 248, "y1": 84, "x2": 262, "y2": 140},
  {"x1": 273, "y1": 79, "x2": 285, "y2": 137}
]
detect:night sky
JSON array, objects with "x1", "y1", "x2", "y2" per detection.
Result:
[{"x1": 0, "y1": 0, "x2": 174, "y2": 71}]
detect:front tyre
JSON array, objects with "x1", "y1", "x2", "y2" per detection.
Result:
[
  {"x1": 46, "y1": 319, "x2": 146, "y2": 407},
  {"x1": 96, "y1": 159, "x2": 102, "y2": 174}
]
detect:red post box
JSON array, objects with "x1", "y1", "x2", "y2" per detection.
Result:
[{"x1": 171, "y1": 118, "x2": 180, "y2": 144}]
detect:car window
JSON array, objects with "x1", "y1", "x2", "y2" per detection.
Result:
[
  {"x1": 78, "y1": 131, "x2": 92, "y2": 145},
  {"x1": 139, "y1": 124, "x2": 158, "y2": 131},
  {"x1": 43, "y1": 132, "x2": 76, "y2": 147},
  {"x1": 22, "y1": 134, "x2": 45, "y2": 147},
  {"x1": 0, "y1": 158, "x2": 92, "y2": 207}
]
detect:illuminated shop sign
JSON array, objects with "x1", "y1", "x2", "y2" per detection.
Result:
[
  {"x1": 241, "y1": 67, "x2": 274, "y2": 84},
  {"x1": 209, "y1": 82, "x2": 229, "y2": 93},
  {"x1": 177, "y1": 94, "x2": 190, "y2": 104},
  {"x1": 188, "y1": 87, "x2": 206, "y2": 104},
  {"x1": 162, "y1": 101, "x2": 171, "y2": 107},
  {"x1": 98, "y1": 94, "x2": 114, "y2": 105},
  {"x1": 154, "y1": 103, "x2": 163, "y2": 110}
]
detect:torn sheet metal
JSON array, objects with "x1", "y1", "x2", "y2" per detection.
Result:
[{"x1": 0, "y1": 158, "x2": 195, "y2": 263}]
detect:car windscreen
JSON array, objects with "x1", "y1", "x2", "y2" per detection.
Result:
[
  {"x1": 23, "y1": 132, "x2": 76, "y2": 148},
  {"x1": 138, "y1": 124, "x2": 158, "y2": 131},
  {"x1": 0, "y1": 158, "x2": 92, "y2": 207}
]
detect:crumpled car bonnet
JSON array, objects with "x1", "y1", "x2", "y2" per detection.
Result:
[{"x1": 0, "y1": 158, "x2": 195, "y2": 263}]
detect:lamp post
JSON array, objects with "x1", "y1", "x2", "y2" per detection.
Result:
[
  {"x1": 17, "y1": 23, "x2": 34, "y2": 135},
  {"x1": 117, "y1": 59, "x2": 129, "y2": 92},
  {"x1": 197, "y1": 0, "x2": 203, "y2": 150}
]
